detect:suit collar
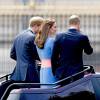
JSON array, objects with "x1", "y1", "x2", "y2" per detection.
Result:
[{"x1": 68, "y1": 28, "x2": 79, "y2": 34}]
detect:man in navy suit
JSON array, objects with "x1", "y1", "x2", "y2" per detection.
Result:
[
  {"x1": 51, "y1": 15, "x2": 93, "y2": 84},
  {"x1": 0, "y1": 16, "x2": 44, "y2": 99},
  {"x1": 10, "y1": 16, "x2": 44, "y2": 83}
]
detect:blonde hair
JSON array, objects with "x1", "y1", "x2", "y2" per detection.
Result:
[
  {"x1": 68, "y1": 15, "x2": 80, "y2": 25},
  {"x1": 29, "y1": 16, "x2": 44, "y2": 27},
  {"x1": 35, "y1": 19, "x2": 55, "y2": 49}
]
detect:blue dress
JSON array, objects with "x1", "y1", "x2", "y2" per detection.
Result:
[{"x1": 36, "y1": 37, "x2": 56, "y2": 88}]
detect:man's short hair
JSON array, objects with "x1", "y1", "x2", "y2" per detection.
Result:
[
  {"x1": 68, "y1": 15, "x2": 80, "y2": 25},
  {"x1": 29, "y1": 16, "x2": 44, "y2": 27}
]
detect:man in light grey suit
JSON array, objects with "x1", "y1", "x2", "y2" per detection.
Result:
[{"x1": 0, "y1": 16, "x2": 44, "y2": 99}]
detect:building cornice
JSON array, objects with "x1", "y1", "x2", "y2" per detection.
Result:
[{"x1": 0, "y1": 5, "x2": 100, "y2": 15}]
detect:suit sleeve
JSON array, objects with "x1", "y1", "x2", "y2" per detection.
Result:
[
  {"x1": 10, "y1": 40, "x2": 16, "y2": 60},
  {"x1": 30, "y1": 36, "x2": 40, "y2": 61},
  {"x1": 83, "y1": 35, "x2": 93, "y2": 55},
  {"x1": 33, "y1": 44, "x2": 40, "y2": 61},
  {"x1": 51, "y1": 35, "x2": 60, "y2": 75}
]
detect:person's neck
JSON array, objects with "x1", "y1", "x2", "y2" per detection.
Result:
[
  {"x1": 69, "y1": 25, "x2": 80, "y2": 31},
  {"x1": 48, "y1": 33, "x2": 55, "y2": 37},
  {"x1": 28, "y1": 27, "x2": 35, "y2": 33},
  {"x1": 69, "y1": 26, "x2": 77, "y2": 29}
]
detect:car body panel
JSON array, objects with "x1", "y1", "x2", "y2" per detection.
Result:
[{"x1": 7, "y1": 74, "x2": 100, "y2": 100}]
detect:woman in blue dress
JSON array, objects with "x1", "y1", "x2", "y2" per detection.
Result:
[{"x1": 35, "y1": 19, "x2": 57, "y2": 88}]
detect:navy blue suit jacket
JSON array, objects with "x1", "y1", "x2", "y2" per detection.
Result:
[
  {"x1": 10, "y1": 29, "x2": 40, "y2": 83},
  {"x1": 51, "y1": 29, "x2": 93, "y2": 80}
]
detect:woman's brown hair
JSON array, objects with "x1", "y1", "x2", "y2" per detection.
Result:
[{"x1": 35, "y1": 19, "x2": 55, "y2": 49}]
